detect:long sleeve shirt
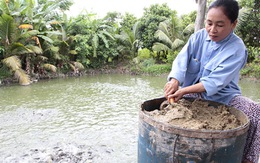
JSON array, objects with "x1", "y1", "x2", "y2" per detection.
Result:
[{"x1": 167, "y1": 28, "x2": 248, "y2": 105}]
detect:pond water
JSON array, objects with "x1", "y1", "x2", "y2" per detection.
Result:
[{"x1": 0, "y1": 74, "x2": 259, "y2": 162}]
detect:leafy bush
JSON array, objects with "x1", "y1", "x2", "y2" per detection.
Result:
[
  {"x1": 252, "y1": 63, "x2": 260, "y2": 78},
  {"x1": 137, "y1": 48, "x2": 151, "y2": 60},
  {"x1": 247, "y1": 45, "x2": 260, "y2": 63},
  {"x1": 241, "y1": 62, "x2": 260, "y2": 78},
  {"x1": 241, "y1": 45, "x2": 260, "y2": 78},
  {"x1": 166, "y1": 50, "x2": 179, "y2": 64}
]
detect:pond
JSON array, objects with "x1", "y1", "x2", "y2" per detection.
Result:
[{"x1": 0, "y1": 74, "x2": 259, "y2": 162}]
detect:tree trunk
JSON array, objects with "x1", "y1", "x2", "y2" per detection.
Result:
[
  {"x1": 195, "y1": 0, "x2": 207, "y2": 32},
  {"x1": 26, "y1": 56, "x2": 31, "y2": 75}
]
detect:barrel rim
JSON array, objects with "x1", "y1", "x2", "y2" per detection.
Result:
[{"x1": 139, "y1": 97, "x2": 250, "y2": 139}]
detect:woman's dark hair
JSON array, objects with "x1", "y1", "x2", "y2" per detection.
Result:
[{"x1": 208, "y1": 0, "x2": 239, "y2": 23}]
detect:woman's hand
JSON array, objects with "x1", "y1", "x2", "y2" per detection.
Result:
[
  {"x1": 168, "y1": 89, "x2": 186, "y2": 102},
  {"x1": 164, "y1": 78, "x2": 179, "y2": 99},
  {"x1": 168, "y1": 83, "x2": 206, "y2": 102}
]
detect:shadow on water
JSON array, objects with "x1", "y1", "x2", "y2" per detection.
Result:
[{"x1": 0, "y1": 74, "x2": 259, "y2": 162}]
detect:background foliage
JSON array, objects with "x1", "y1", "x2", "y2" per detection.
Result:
[{"x1": 0, "y1": 0, "x2": 259, "y2": 85}]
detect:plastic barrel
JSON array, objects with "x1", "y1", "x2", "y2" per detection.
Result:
[{"x1": 138, "y1": 97, "x2": 250, "y2": 163}]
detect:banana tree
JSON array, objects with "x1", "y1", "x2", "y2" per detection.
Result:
[
  {"x1": 67, "y1": 13, "x2": 115, "y2": 67},
  {"x1": 43, "y1": 17, "x2": 85, "y2": 73},
  {"x1": 87, "y1": 19, "x2": 115, "y2": 58}
]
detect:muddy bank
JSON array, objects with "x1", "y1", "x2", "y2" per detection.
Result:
[
  {"x1": 145, "y1": 98, "x2": 244, "y2": 130},
  {"x1": 0, "y1": 65, "x2": 134, "y2": 86}
]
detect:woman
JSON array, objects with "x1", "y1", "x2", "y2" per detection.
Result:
[{"x1": 164, "y1": 0, "x2": 259, "y2": 162}]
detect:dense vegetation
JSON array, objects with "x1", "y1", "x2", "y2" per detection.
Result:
[{"x1": 0, "y1": 0, "x2": 259, "y2": 85}]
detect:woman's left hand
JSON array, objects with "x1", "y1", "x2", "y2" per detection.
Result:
[{"x1": 164, "y1": 78, "x2": 179, "y2": 98}]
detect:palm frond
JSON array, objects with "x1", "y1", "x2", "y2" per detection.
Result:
[
  {"x1": 2, "y1": 56, "x2": 30, "y2": 85},
  {"x1": 61, "y1": 40, "x2": 69, "y2": 47},
  {"x1": 10, "y1": 46, "x2": 29, "y2": 56},
  {"x1": 2, "y1": 55, "x2": 21, "y2": 71},
  {"x1": 115, "y1": 30, "x2": 133, "y2": 47},
  {"x1": 116, "y1": 45, "x2": 130, "y2": 54},
  {"x1": 20, "y1": 30, "x2": 39, "y2": 38},
  {"x1": 43, "y1": 63, "x2": 57, "y2": 72},
  {"x1": 172, "y1": 39, "x2": 185, "y2": 49},
  {"x1": 168, "y1": 15, "x2": 180, "y2": 39},
  {"x1": 69, "y1": 63, "x2": 75, "y2": 71},
  {"x1": 14, "y1": 69, "x2": 30, "y2": 86},
  {"x1": 73, "y1": 62, "x2": 84, "y2": 70},
  {"x1": 37, "y1": 55, "x2": 48, "y2": 61},
  {"x1": 10, "y1": 42, "x2": 26, "y2": 52},
  {"x1": 182, "y1": 24, "x2": 195, "y2": 36},
  {"x1": 152, "y1": 42, "x2": 171, "y2": 52},
  {"x1": 26, "y1": 45, "x2": 43, "y2": 54},
  {"x1": 155, "y1": 30, "x2": 172, "y2": 47},
  {"x1": 153, "y1": 14, "x2": 186, "y2": 52},
  {"x1": 11, "y1": 44, "x2": 42, "y2": 55},
  {"x1": 0, "y1": 0, "x2": 10, "y2": 14},
  {"x1": 133, "y1": 21, "x2": 141, "y2": 39},
  {"x1": 101, "y1": 30, "x2": 115, "y2": 40},
  {"x1": 158, "y1": 22, "x2": 170, "y2": 37},
  {"x1": 236, "y1": 8, "x2": 251, "y2": 32},
  {"x1": 60, "y1": 24, "x2": 67, "y2": 41},
  {"x1": 37, "y1": 34, "x2": 54, "y2": 44}
]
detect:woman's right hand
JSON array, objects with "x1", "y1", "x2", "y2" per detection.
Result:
[{"x1": 164, "y1": 78, "x2": 179, "y2": 99}]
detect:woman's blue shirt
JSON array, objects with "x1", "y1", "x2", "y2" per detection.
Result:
[{"x1": 168, "y1": 28, "x2": 248, "y2": 104}]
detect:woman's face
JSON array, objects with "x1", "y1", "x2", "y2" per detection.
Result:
[{"x1": 205, "y1": 7, "x2": 237, "y2": 42}]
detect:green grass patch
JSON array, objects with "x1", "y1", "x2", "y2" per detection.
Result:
[{"x1": 141, "y1": 64, "x2": 172, "y2": 75}]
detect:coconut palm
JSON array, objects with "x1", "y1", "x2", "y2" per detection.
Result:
[
  {"x1": 0, "y1": 0, "x2": 70, "y2": 84},
  {"x1": 0, "y1": 14, "x2": 31, "y2": 85},
  {"x1": 236, "y1": 7, "x2": 251, "y2": 32},
  {"x1": 152, "y1": 14, "x2": 193, "y2": 53},
  {"x1": 0, "y1": 0, "x2": 76, "y2": 84},
  {"x1": 115, "y1": 21, "x2": 142, "y2": 60}
]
